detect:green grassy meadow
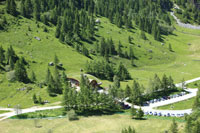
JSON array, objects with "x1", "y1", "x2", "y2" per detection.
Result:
[
  {"x1": 156, "y1": 98, "x2": 195, "y2": 110},
  {"x1": 0, "y1": 110, "x2": 9, "y2": 114},
  {"x1": 0, "y1": 114, "x2": 185, "y2": 133},
  {"x1": 187, "y1": 81, "x2": 200, "y2": 88}
]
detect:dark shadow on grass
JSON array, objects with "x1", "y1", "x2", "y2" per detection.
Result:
[
  {"x1": 78, "y1": 110, "x2": 124, "y2": 117},
  {"x1": 132, "y1": 118, "x2": 147, "y2": 120}
]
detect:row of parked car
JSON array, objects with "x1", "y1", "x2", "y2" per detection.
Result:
[
  {"x1": 144, "y1": 111, "x2": 187, "y2": 117},
  {"x1": 143, "y1": 92, "x2": 187, "y2": 106}
]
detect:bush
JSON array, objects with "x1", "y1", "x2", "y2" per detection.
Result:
[
  {"x1": 68, "y1": 109, "x2": 78, "y2": 121},
  {"x1": 7, "y1": 71, "x2": 16, "y2": 82}
]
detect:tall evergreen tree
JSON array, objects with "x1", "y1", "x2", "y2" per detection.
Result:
[
  {"x1": 30, "y1": 71, "x2": 36, "y2": 83},
  {"x1": 33, "y1": 0, "x2": 40, "y2": 21},
  {"x1": 20, "y1": 0, "x2": 26, "y2": 17},
  {"x1": 169, "y1": 119, "x2": 178, "y2": 133},
  {"x1": 0, "y1": 46, "x2": 5, "y2": 65},
  {"x1": 25, "y1": 0, "x2": 32, "y2": 18},
  {"x1": 15, "y1": 58, "x2": 29, "y2": 83}
]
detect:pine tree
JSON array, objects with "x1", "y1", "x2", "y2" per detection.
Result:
[
  {"x1": 169, "y1": 119, "x2": 178, "y2": 133},
  {"x1": 47, "y1": 75, "x2": 55, "y2": 96},
  {"x1": 140, "y1": 31, "x2": 146, "y2": 40},
  {"x1": 55, "y1": 18, "x2": 61, "y2": 38},
  {"x1": 45, "y1": 68, "x2": 51, "y2": 84},
  {"x1": 15, "y1": 58, "x2": 29, "y2": 83},
  {"x1": 25, "y1": 0, "x2": 32, "y2": 18},
  {"x1": 192, "y1": 89, "x2": 200, "y2": 110},
  {"x1": 20, "y1": 0, "x2": 26, "y2": 17},
  {"x1": 117, "y1": 41, "x2": 122, "y2": 57},
  {"x1": 54, "y1": 66, "x2": 62, "y2": 94},
  {"x1": 185, "y1": 116, "x2": 192, "y2": 133},
  {"x1": 161, "y1": 74, "x2": 169, "y2": 94},
  {"x1": 169, "y1": 43, "x2": 173, "y2": 52},
  {"x1": 130, "y1": 80, "x2": 141, "y2": 105},
  {"x1": 113, "y1": 75, "x2": 120, "y2": 89},
  {"x1": 192, "y1": 120, "x2": 200, "y2": 133},
  {"x1": 33, "y1": 93, "x2": 38, "y2": 104},
  {"x1": 130, "y1": 106, "x2": 137, "y2": 119},
  {"x1": 38, "y1": 96, "x2": 42, "y2": 104},
  {"x1": 54, "y1": 54, "x2": 59, "y2": 66},
  {"x1": 33, "y1": 0, "x2": 40, "y2": 21},
  {"x1": 6, "y1": 0, "x2": 17, "y2": 16},
  {"x1": 30, "y1": 71, "x2": 36, "y2": 83},
  {"x1": 9, "y1": 56, "x2": 14, "y2": 70},
  {"x1": 0, "y1": 46, "x2": 5, "y2": 65},
  {"x1": 125, "y1": 85, "x2": 131, "y2": 97},
  {"x1": 62, "y1": 83, "x2": 70, "y2": 111},
  {"x1": 129, "y1": 46, "x2": 134, "y2": 59},
  {"x1": 136, "y1": 107, "x2": 144, "y2": 119}
]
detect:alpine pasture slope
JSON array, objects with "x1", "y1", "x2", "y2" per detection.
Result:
[{"x1": 0, "y1": 1, "x2": 200, "y2": 109}]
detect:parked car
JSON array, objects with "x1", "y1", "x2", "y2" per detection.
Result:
[
  {"x1": 149, "y1": 112, "x2": 153, "y2": 115},
  {"x1": 158, "y1": 112, "x2": 162, "y2": 116},
  {"x1": 144, "y1": 112, "x2": 149, "y2": 115},
  {"x1": 153, "y1": 112, "x2": 157, "y2": 116},
  {"x1": 167, "y1": 113, "x2": 171, "y2": 117},
  {"x1": 171, "y1": 113, "x2": 175, "y2": 117}
]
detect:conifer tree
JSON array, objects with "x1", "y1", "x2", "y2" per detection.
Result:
[
  {"x1": 0, "y1": 46, "x2": 5, "y2": 65},
  {"x1": 117, "y1": 41, "x2": 122, "y2": 57},
  {"x1": 131, "y1": 80, "x2": 142, "y2": 105},
  {"x1": 47, "y1": 75, "x2": 55, "y2": 96},
  {"x1": 136, "y1": 107, "x2": 144, "y2": 119},
  {"x1": 54, "y1": 54, "x2": 59, "y2": 66},
  {"x1": 169, "y1": 119, "x2": 178, "y2": 133},
  {"x1": 161, "y1": 74, "x2": 169, "y2": 94},
  {"x1": 129, "y1": 46, "x2": 134, "y2": 59},
  {"x1": 38, "y1": 96, "x2": 42, "y2": 104},
  {"x1": 6, "y1": 0, "x2": 17, "y2": 16},
  {"x1": 33, "y1": 93, "x2": 38, "y2": 104},
  {"x1": 30, "y1": 71, "x2": 36, "y2": 83},
  {"x1": 33, "y1": 0, "x2": 40, "y2": 21},
  {"x1": 185, "y1": 115, "x2": 192, "y2": 133},
  {"x1": 192, "y1": 89, "x2": 200, "y2": 110},
  {"x1": 15, "y1": 58, "x2": 29, "y2": 83},
  {"x1": 9, "y1": 56, "x2": 14, "y2": 70},
  {"x1": 54, "y1": 66, "x2": 62, "y2": 94},
  {"x1": 55, "y1": 18, "x2": 61, "y2": 38},
  {"x1": 20, "y1": 0, "x2": 26, "y2": 17},
  {"x1": 169, "y1": 43, "x2": 173, "y2": 52},
  {"x1": 25, "y1": 0, "x2": 32, "y2": 18},
  {"x1": 125, "y1": 85, "x2": 131, "y2": 97},
  {"x1": 45, "y1": 68, "x2": 51, "y2": 84},
  {"x1": 113, "y1": 75, "x2": 120, "y2": 89}
]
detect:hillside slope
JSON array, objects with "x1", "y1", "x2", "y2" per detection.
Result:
[{"x1": 0, "y1": 1, "x2": 200, "y2": 108}]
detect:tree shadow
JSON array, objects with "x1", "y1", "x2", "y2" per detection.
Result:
[{"x1": 78, "y1": 110, "x2": 124, "y2": 117}]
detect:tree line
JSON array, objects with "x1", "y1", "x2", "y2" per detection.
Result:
[
  {"x1": 62, "y1": 74, "x2": 121, "y2": 114},
  {"x1": 5, "y1": 0, "x2": 175, "y2": 45},
  {"x1": 124, "y1": 74, "x2": 176, "y2": 105},
  {"x1": 85, "y1": 60, "x2": 131, "y2": 81},
  {"x1": 0, "y1": 45, "x2": 35, "y2": 83}
]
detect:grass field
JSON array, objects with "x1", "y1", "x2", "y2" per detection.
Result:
[
  {"x1": 0, "y1": 114, "x2": 185, "y2": 133},
  {"x1": 0, "y1": 110, "x2": 9, "y2": 114},
  {"x1": 187, "y1": 81, "x2": 200, "y2": 88},
  {"x1": 156, "y1": 98, "x2": 195, "y2": 110},
  {"x1": 11, "y1": 108, "x2": 65, "y2": 119}
]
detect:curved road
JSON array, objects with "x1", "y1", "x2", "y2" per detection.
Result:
[
  {"x1": 170, "y1": 5, "x2": 200, "y2": 30},
  {"x1": 0, "y1": 77, "x2": 200, "y2": 121}
]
